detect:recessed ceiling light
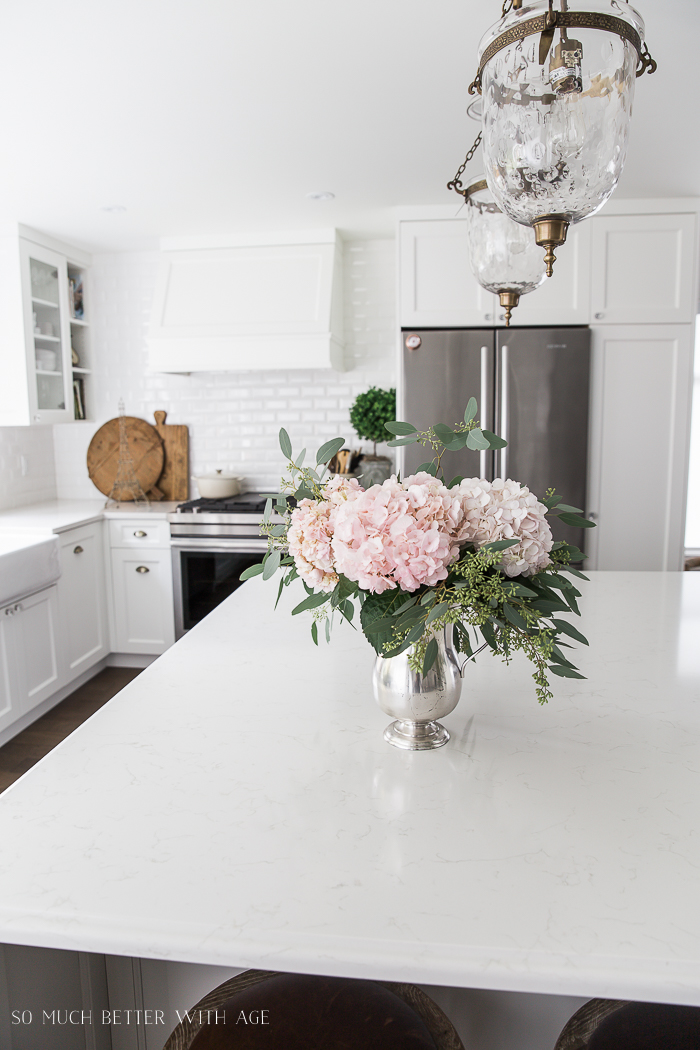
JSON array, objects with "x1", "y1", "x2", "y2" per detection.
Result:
[
  {"x1": 100, "y1": 205, "x2": 127, "y2": 213},
  {"x1": 305, "y1": 191, "x2": 335, "y2": 202}
]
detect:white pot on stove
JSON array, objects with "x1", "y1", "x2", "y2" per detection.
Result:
[{"x1": 194, "y1": 470, "x2": 243, "y2": 499}]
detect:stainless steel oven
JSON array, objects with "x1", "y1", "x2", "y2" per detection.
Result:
[{"x1": 169, "y1": 494, "x2": 274, "y2": 640}]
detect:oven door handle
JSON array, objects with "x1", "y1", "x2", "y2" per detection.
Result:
[{"x1": 170, "y1": 537, "x2": 270, "y2": 552}]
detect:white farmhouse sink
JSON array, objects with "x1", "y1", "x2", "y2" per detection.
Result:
[{"x1": 0, "y1": 532, "x2": 60, "y2": 606}]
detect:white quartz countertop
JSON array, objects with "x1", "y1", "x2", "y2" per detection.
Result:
[
  {"x1": 0, "y1": 572, "x2": 699, "y2": 1004},
  {"x1": 0, "y1": 499, "x2": 179, "y2": 534}
]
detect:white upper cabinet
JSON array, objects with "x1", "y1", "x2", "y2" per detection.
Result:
[
  {"x1": 506, "y1": 222, "x2": 591, "y2": 327},
  {"x1": 590, "y1": 212, "x2": 698, "y2": 324},
  {"x1": 148, "y1": 231, "x2": 345, "y2": 373},
  {"x1": 0, "y1": 226, "x2": 92, "y2": 426},
  {"x1": 399, "y1": 219, "x2": 496, "y2": 328}
]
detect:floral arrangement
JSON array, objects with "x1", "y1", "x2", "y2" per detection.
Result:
[{"x1": 241, "y1": 398, "x2": 595, "y2": 704}]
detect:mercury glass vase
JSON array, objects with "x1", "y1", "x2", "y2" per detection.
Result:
[
  {"x1": 372, "y1": 627, "x2": 463, "y2": 750},
  {"x1": 479, "y1": 0, "x2": 643, "y2": 229}
]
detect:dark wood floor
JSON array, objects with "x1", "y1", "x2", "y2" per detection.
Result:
[{"x1": 0, "y1": 667, "x2": 142, "y2": 793}]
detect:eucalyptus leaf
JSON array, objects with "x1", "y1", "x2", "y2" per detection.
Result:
[
  {"x1": 279, "y1": 428, "x2": 292, "y2": 459},
  {"x1": 444, "y1": 434, "x2": 468, "y2": 451},
  {"x1": 464, "y1": 397, "x2": 477, "y2": 423},
  {"x1": 311, "y1": 621, "x2": 318, "y2": 646},
  {"x1": 558, "y1": 512, "x2": 596, "y2": 528},
  {"x1": 507, "y1": 583, "x2": 538, "y2": 598},
  {"x1": 447, "y1": 475, "x2": 464, "y2": 488},
  {"x1": 340, "y1": 599, "x2": 354, "y2": 623},
  {"x1": 274, "y1": 575, "x2": 286, "y2": 610},
  {"x1": 240, "y1": 563, "x2": 264, "y2": 581},
  {"x1": 316, "y1": 436, "x2": 345, "y2": 465},
  {"x1": 291, "y1": 591, "x2": 330, "y2": 615},
  {"x1": 325, "y1": 617, "x2": 331, "y2": 644},
  {"x1": 387, "y1": 434, "x2": 420, "y2": 447},
  {"x1": 549, "y1": 664, "x2": 586, "y2": 679},
  {"x1": 384, "y1": 421, "x2": 417, "y2": 436},
  {"x1": 269, "y1": 524, "x2": 286, "y2": 537},
  {"x1": 560, "y1": 566, "x2": 590, "y2": 581},
  {"x1": 262, "y1": 548, "x2": 281, "y2": 580},
  {"x1": 466, "y1": 428, "x2": 490, "y2": 451},
  {"x1": 432, "y1": 423, "x2": 457, "y2": 444},
  {"x1": 422, "y1": 637, "x2": 438, "y2": 675},
  {"x1": 416, "y1": 461, "x2": 437, "y2": 473},
  {"x1": 426, "y1": 601, "x2": 450, "y2": 623},
  {"x1": 295, "y1": 448, "x2": 307, "y2": 468},
  {"x1": 482, "y1": 538, "x2": 520, "y2": 552},
  {"x1": 263, "y1": 497, "x2": 272, "y2": 522},
  {"x1": 481, "y1": 621, "x2": 499, "y2": 651},
  {"x1": 295, "y1": 486, "x2": 316, "y2": 501},
  {"x1": 482, "y1": 429, "x2": 507, "y2": 450},
  {"x1": 554, "y1": 503, "x2": 583, "y2": 513},
  {"x1": 502, "y1": 603, "x2": 527, "y2": 629},
  {"x1": 552, "y1": 619, "x2": 589, "y2": 645}
]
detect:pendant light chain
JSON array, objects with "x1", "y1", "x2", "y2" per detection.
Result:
[{"x1": 447, "y1": 131, "x2": 483, "y2": 198}]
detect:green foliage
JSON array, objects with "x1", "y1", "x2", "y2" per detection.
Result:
[{"x1": 350, "y1": 386, "x2": 396, "y2": 452}]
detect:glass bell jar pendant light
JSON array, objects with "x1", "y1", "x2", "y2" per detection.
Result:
[
  {"x1": 469, "y1": 0, "x2": 656, "y2": 275},
  {"x1": 465, "y1": 174, "x2": 547, "y2": 325}
]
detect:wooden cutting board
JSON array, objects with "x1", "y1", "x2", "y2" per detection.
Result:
[
  {"x1": 87, "y1": 417, "x2": 164, "y2": 500},
  {"x1": 153, "y1": 410, "x2": 189, "y2": 501}
]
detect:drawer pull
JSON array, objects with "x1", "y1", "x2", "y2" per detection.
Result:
[
  {"x1": 134, "y1": 530, "x2": 147, "y2": 538},
  {"x1": 73, "y1": 545, "x2": 84, "y2": 554},
  {"x1": 136, "y1": 565, "x2": 150, "y2": 574}
]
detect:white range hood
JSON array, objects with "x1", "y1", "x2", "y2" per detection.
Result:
[{"x1": 147, "y1": 229, "x2": 344, "y2": 373}]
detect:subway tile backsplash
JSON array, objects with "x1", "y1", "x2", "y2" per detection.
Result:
[{"x1": 52, "y1": 238, "x2": 397, "y2": 499}]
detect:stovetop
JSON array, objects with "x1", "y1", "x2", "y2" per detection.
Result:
[{"x1": 174, "y1": 493, "x2": 272, "y2": 516}]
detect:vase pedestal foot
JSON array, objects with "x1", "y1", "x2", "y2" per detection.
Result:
[{"x1": 383, "y1": 719, "x2": 450, "y2": 751}]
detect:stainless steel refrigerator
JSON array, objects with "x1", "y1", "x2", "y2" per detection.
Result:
[{"x1": 400, "y1": 327, "x2": 590, "y2": 550}]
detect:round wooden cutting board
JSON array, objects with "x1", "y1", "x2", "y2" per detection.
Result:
[{"x1": 87, "y1": 416, "x2": 164, "y2": 500}]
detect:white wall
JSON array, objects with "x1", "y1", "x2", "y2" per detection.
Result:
[
  {"x1": 0, "y1": 426, "x2": 56, "y2": 511},
  {"x1": 684, "y1": 319, "x2": 700, "y2": 550},
  {"x1": 53, "y1": 239, "x2": 397, "y2": 500}
]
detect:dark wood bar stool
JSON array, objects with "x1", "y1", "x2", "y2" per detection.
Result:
[
  {"x1": 554, "y1": 998, "x2": 700, "y2": 1049},
  {"x1": 164, "y1": 969, "x2": 464, "y2": 1049}
]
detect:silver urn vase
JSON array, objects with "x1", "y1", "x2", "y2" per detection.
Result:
[{"x1": 372, "y1": 627, "x2": 463, "y2": 750}]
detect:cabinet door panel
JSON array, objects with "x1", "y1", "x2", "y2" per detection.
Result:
[
  {"x1": 587, "y1": 325, "x2": 694, "y2": 571},
  {"x1": 508, "y1": 223, "x2": 591, "y2": 327},
  {"x1": 0, "y1": 608, "x2": 20, "y2": 732},
  {"x1": 111, "y1": 550, "x2": 174, "y2": 654},
  {"x1": 591, "y1": 213, "x2": 697, "y2": 324},
  {"x1": 399, "y1": 221, "x2": 496, "y2": 327},
  {"x1": 16, "y1": 586, "x2": 62, "y2": 712},
  {"x1": 58, "y1": 523, "x2": 108, "y2": 677}
]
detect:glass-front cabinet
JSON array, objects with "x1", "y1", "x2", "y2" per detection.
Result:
[
  {"x1": 8, "y1": 236, "x2": 92, "y2": 425},
  {"x1": 23, "y1": 244, "x2": 71, "y2": 422}
]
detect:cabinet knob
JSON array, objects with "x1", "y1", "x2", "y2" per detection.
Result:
[
  {"x1": 73, "y1": 545, "x2": 84, "y2": 554},
  {"x1": 134, "y1": 530, "x2": 147, "y2": 538},
  {"x1": 136, "y1": 565, "x2": 150, "y2": 574},
  {"x1": 484, "y1": 313, "x2": 492, "y2": 321},
  {"x1": 594, "y1": 312, "x2": 604, "y2": 320},
  {"x1": 4, "y1": 607, "x2": 13, "y2": 617},
  {"x1": 404, "y1": 334, "x2": 421, "y2": 351},
  {"x1": 14, "y1": 604, "x2": 21, "y2": 613}
]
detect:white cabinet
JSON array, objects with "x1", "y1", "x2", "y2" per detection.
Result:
[
  {"x1": 0, "y1": 586, "x2": 62, "y2": 725},
  {"x1": 586, "y1": 325, "x2": 695, "y2": 571},
  {"x1": 590, "y1": 212, "x2": 698, "y2": 324},
  {"x1": 0, "y1": 604, "x2": 20, "y2": 733},
  {"x1": 506, "y1": 223, "x2": 591, "y2": 327},
  {"x1": 108, "y1": 519, "x2": 174, "y2": 655},
  {"x1": 0, "y1": 226, "x2": 92, "y2": 426},
  {"x1": 57, "y1": 522, "x2": 109, "y2": 677},
  {"x1": 399, "y1": 220, "x2": 497, "y2": 328}
]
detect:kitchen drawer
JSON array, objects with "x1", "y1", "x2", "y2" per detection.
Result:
[{"x1": 109, "y1": 519, "x2": 170, "y2": 549}]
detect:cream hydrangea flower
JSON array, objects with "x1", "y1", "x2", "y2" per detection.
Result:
[{"x1": 452, "y1": 477, "x2": 552, "y2": 577}]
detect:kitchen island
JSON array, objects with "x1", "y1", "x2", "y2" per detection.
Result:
[{"x1": 0, "y1": 572, "x2": 698, "y2": 1008}]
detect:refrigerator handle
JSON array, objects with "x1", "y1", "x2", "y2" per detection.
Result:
[
  {"x1": 499, "y1": 343, "x2": 508, "y2": 479},
  {"x1": 480, "y1": 345, "x2": 490, "y2": 479}
]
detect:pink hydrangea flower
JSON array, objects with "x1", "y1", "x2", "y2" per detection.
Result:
[
  {"x1": 452, "y1": 477, "x2": 552, "y2": 577},
  {"x1": 287, "y1": 475, "x2": 363, "y2": 592},
  {"x1": 331, "y1": 473, "x2": 462, "y2": 593}
]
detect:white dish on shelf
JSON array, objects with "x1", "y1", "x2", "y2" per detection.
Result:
[{"x1": 36, "y1": 349, "x2": 57, "y2": 371}]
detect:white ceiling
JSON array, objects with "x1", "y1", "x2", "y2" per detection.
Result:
[{"x1": 0, "y1": 0, "x2": 695, "y2": 252}]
